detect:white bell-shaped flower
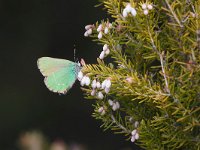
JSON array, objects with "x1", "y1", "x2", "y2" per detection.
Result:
[
  {"x1": 91, "y1": 79, "x2": 97, "y2": 89},
  {"x1": 125, "y1": 4, "x2": 132, "y2": 12},
  {"x1": 122, "y1": 8, "x2": 128, "y2": 18},
  {"x1": 96, "y1": 82, "x2": 101, "y2": 89},
  {"x1": 108, "y1": 99, "x2": 113, "y2": 106},
  {"x1": 85, "y1": 76, "x2": 91, "y2": 86},
  {"x1": 80, "y1": 76, "x2": 86, "y2": 86},
  {"x1": 135, "y1": 133, "x2": 139, "y2": 140},
  {"x1": 130, "y1": 8, "x2": 137, "y2": 16},
  {"x1": 98, "y1": 32, "x2": 103, "y2": 39},
  {"x1": 84, "y1": 31, "x2": 89, "y2": 37},
  {"x1": 97, "y1": 92, "x2": 104, "y2": 99},
  {"x1": 105, "y1": 79, "x2": 111, "y2": 88},
  {"x1": 134, "y1": 121, "x2": 139, "y2": 128},
  {"x1": 98, "y1": 106, "x2": 105, "y2": 115},
  {"x1": 99, "y1": 51, "x2": 105, "y2": 59},
  {"x1": 101, "y1": 80, "x2": 107, "y2": 89},
  {"x1": 141, "y1": 3, "x2": 147, "y2": 9},
  {"x1": 87, "y1": 28, "x2": 92, "y2": 35},
  {"x1": 131, "y1": 136, "x2": 135, "y2": 142},
  {"x1": 147, "y1": 4, "x2": 153, "y2": 10},
  {"x1": 105, "y1": 49, "x2": 110, "y2": 55},
  {"x1": 103, "y1": 44, "x2": 108, "y2": 51},
  {"x1": 105, "y1": 87, "x2": 110, "y2": 94},
  {"x1": 91, "y1": 89, "x2": 96, "y2": 96},
  {"x1": 131, "y1": 129, "x2": 137, "y2": 136},
  {"x1": 144, "y1": 9, "x2": 149, "y2": 15},
  {"x1": 97, "y1": 24, "x2": 102, "y2": 32},
  {"x1": 104, "y1": 27, "x2": 109, "y2": 34},
  {"x1": 78, "y1": 71, "x2": 83, "y2": 81},
  {"x1": 85, "y1": 24, "x2": 93, "y2": 30}
]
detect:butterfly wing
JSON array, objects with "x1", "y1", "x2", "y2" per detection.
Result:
[{"x1": 37, "y1": 57, "x2": 81, "y2": 94}]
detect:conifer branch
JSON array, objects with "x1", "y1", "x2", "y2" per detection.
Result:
[
  {"x1": 164, "y1": 0, "x2": 183, "y2": 28},
  {"x1": 80, "y1": 1, "x2": 200, "y2": 149},
  {"x1": 147, "y1": 20, "x2": 170, "y2": 94},
  {"x1": 187, "y1": 0, "x2": 196, "y2": 13},
  {"x1": 110, "y1": 114, "x2": 131, "y2": 134},
  {"x1": 197, "y1": 27, "x2": 200, "y2": 52},
  {"x1": 195, "y1": 1, "x2": 200, "y2": 54},
  {"x1": 159, "y1": 53, "x2": 170, "y2": 94}
]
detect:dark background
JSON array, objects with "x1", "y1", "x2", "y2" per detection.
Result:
[{"x1": 0, "y1": 0, "x2": 140, "y2": 149}]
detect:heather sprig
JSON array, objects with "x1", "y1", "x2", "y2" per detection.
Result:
[{"x1": 80, "y1": 0, "x2": 200, "y2": 149}]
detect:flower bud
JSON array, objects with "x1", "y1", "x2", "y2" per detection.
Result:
[
  {"x1": 104, "y1": 27, "x2": 109, "y2": 34},
  {"x1": 91, "y1": 79, "x2": 97, "y2": 89},
  {"x1": 126, "y1": 4, "x2": 132, "y2": 12},
  {"x1": 141, "y1": 3, "x2": 147, "y2": 9},
  {"x1": 147, "y1": 4, "x2": 153, "y2": 10},
  {"x1": 98, "y1": 32, "x2": 103, "y2": 39},
  {"x1": 131, "y1": 129, "x2": 137, "y2": 136},
  {"x1": 108, "y1": 99, "x2": 113, "y2": 106},
  {"x1": 96, "y1": 82, "x2": 101, "y2": 89},
  {"x1": 131, "y1": 8, "x2": 137, "y2": 16},
  {"x1": 98, "y1": 107, "x2": 106, "y2": 115},
  {"x1": 97, "y1": 24, "x2": 102, "y2": 32},
  {"x1": 105, "y1": 49, "x2": 110, "y2": 55},
  {"x1": 112, "y1": 101, "x2": 120, "y2": 111},
  {"x1": 112, "y1": 104, "x2": 118, "y2": 111},
  {"x1": 129, "y1": 117, "x2": 133, "y2": 122},
  {"x1": 108, "y1": 23, "x2": 112, "y2": 28},
  {"x1": 101, "y1": 80, "x2": 107, "y2": 89},
  {"x1": 97, "y1": 92, "x2": 104, "y2": 99},
  {"x1": 85, "y1": 24, "x2": 93, "y2": 30},
  {"x1": 122, "y1": 9, "x2": 128, "y2": 18},
  {"x1": 91, "y1": 89, "x2": 96, "y2": 96},
  {"x1": 98, "y1": 107, "x2": 104, "y2": 113},
  {"x1": 144, "y1": 9, "x2": 149, "y2": 15},
  {"x1": 103, "y1": 44, "x2": 108, "y2": 51},
  {"x1": 134, "y1": 121, "x2": 139, "y2": 128},
  {"x1": 77, "y1": 71, "x2": 83, "y2": 81},
  {"x1": 105, "y1": 79, "x2": 111, "y2": 88},
  {"x1": 80, "y1": 76, "x2": 86, "y2": 86},
  {"x1": 85, "y1": 76, "x2": 91, "y2": 86},
  {"x1": 131, "y1": 136, "x2": 135, "y2": 142},
  {"x1": 126, "y1": 77, "x2": 133, "y2": 83},
  {"x1": 87, "y1": 28, "x2": 92, "y2": 35},
  {"x1": 84, "y1": 31, "x2": 89, "y2": 37},
  {"x1": 105, "y1": 87, "x2": 110, "y2": 93},
  {"x1": 115, "y1": 101, "x2": 120, "y2": 109},
  {"x1": 99, "y1": 51, "x2": 105, "y2": 59},
  {"x1": 135, "y1": 133, "x2": 139, "y2": 140},
  {"x1": 101, "y1": 109, "x2": 106, "y2": 115}
]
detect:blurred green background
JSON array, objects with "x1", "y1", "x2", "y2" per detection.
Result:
[{"x1": 0, "y1": 0, "x2": 141, "y2": 149}]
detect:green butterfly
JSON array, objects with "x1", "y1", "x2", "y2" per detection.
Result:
[{"x1": 37, "y1": 57, "x2": 82, "y2": 94}]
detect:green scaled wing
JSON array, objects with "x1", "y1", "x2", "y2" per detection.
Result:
[{"x1": 37, "y1": 57, "x2": 81, "y2": 94}]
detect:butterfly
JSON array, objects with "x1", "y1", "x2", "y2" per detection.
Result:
[{"x1": 37, "y1": 57, "x2": 82, "y2": 94}]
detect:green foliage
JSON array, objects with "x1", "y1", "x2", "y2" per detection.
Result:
[{"x1": 82, "y1": 0, "x2": 200, "y2": 149}]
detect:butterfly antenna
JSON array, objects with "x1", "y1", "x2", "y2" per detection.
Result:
[
  {"x1": 73, "y1": 45, "x2": 76, "y2": 62},
  {"x1": 74, "y1": 45, "x2": 80, "y2": 63}
]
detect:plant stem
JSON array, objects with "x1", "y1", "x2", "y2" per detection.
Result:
[
  {"x1": 111, "y1": 114, "x2": 131, "y2": 134},
  {"x1": 164, "y1": 0, "x2": 183, "y2": 28}
]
